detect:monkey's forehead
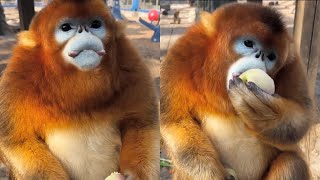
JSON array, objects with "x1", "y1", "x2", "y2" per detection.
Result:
[
  {"x1": 56, "y1": 17, "x2": 105, "y2": 24},
  {"x1": 215, "y1": 3, "x2": 285, "y2": 34},
  {"x1": 30, "y1": 0, "x2": 113, "y2": 28}
]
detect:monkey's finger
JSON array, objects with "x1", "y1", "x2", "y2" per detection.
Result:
[
  {"x1": 228, "y1": 79, "x2": 251, "y2": 103},
  {"x1": 233, "y1": 77, "x2": 243, "y2": 86},
  {"x1": 230, "y1": 80, "x2": 277, "y2": 118},
  {"x1": 246, "y1": 81, "x2": 275, "y2": 103},
  {"x1": 229, "y1": 77, "x2": 247, "y2": 94},
  {"x1": 231, "y1": 77, "x2": 257, "y2": 98},
  {"x1": 246, "y1": 81, "x2": 265, "y2": 95},
  {"x1": 229, "y1": 77, "x2": 245, "y2": 90},
  {"x1": 228, "y1": 77, "x2": 263, "y2": 109},
  {"x1": 229, "y1": 79, "x2": 236, "y2": 90},
  {"x1": 247, "y1": 81, "x2": 275, "y2": 101},
  {"x1": 246, "y1": 82, "x2": 277, "y2": 109}
]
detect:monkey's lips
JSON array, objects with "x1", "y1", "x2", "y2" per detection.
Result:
[
  {"x1": 67, "y1": 50, "x2": 105, "y2": 70},
  {"x1": 68, "y1": 49, "x2": 106, "y2": 58}
]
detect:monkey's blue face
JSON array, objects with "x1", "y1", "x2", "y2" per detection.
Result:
[
  {"x1": 226, "y1": 36, "x2": 278, "y2": 90},
  {"x1": 233, "y1": 36, "x2": 278, "y2": 69},
  {"x1": 55, "y1": 18, "x2": 107, "y2": 71}
]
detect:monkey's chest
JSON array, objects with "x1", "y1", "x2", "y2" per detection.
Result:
[
  {"x1": 46, "y1": 124, "x2": 121, "y2": 180},
  {"x1": 202, "y1": 116, "x2": 274, "y2": 180}
]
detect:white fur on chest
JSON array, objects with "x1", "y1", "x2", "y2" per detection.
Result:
[
  {"x1": 46, "y1": 123, "x2": 121, "y2": 180},
  {"x1": 202, "y1": 115, "x2": 271, "y2": 179}
]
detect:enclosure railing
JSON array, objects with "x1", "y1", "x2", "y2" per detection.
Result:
[
  {"x1": 109, "y1": 0, "x2": 159, "y2": 12},
  {"x1": 1, "y1": 0, "x2": 160, "y2": 10}
]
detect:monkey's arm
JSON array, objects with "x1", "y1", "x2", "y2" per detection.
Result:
[
  {"x1": 0, "y1": 92, "x2": 69, "y2": 179},
  {"x1": 119, "y1": 110, "x2": 160, "y2": 180},
  {"x1": 228, "y1": 58, "x2": 312, "y2": 146},
  {"x1": 0, "y1": 127, "x2": 69, "y2": 179},
  {"x1": 161, "y1": 111, "x2": 227, "y2": 179}
]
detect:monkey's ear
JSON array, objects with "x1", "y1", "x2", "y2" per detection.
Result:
[
  {"x1": 17, "y1": 31, "x2": 38, "y2": 48},
  {"x1": 200, "y1": 11, "x2": 216, "y2": 35}
]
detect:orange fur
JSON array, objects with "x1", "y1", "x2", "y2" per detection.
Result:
[
  {"x1": 161, "y1": 3, "x2": 312, "y2": 180},
  {"x1": 0, "y1": 0, "x2": 159, "y2": 179}
]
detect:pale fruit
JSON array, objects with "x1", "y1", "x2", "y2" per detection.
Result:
[
  {"x1": 239, "y1": 68, "x2": 275, "y2": 94},
  {"x1": 105, "y1": 172, "x2": 125, "y2": 180},
  {"x1": 225, "y1": 167, "x2": 238, "y2": 180}
]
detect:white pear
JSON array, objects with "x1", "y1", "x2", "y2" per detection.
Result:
[
  {"x1": 105, "y1": 172, "x2": 124, "y2": 180},
  {"x1": 239, "y1": 68, "x2": 275, "y2": 94},
  {"x1": 225, "y1": 167, "x2": 238, "y2": 180}
]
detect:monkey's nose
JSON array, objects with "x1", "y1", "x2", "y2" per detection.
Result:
[
  {"x1": 78, "y1": 26, "x2": 83, "y2": 33},
  {"x1": 255, "y1": 51, "x2": 265, "y2": 61},
  {"x1": 255, "y1": 51, "x2": 262, "y2": 58},
  {"x1": 78, "y1": 25, "x2": 89, "y2": 33}
]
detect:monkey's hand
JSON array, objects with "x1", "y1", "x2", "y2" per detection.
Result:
[{"x1": 228, "y1": 77, "x2": 310, "y2": 145}]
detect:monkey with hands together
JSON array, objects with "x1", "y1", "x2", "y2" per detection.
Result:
[{"x1": 0, "y1": 0, "x2": 159, "y2": 179}]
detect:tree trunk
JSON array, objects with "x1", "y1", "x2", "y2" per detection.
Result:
[
  {"x1": 17, "y1": 0, "x2": 35, "y2": 30},
  {"x1": 247, "y1": 0, "x2": 263, "y2": 4}
]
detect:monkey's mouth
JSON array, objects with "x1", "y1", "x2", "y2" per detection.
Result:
[
  {"x1": 68, "y1": 49, "x2": 106, "y2": 58},
  {"x1": 66, "y1": 49, "x2": 106, "y2": 71}
]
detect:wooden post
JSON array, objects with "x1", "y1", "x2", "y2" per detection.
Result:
[
  {"x1": 294, "y1": 0, "x2": 320, "y2": 117},
  {"x1": 17, "y1": 0, "x2": 35, "y2": 30},
  {"x1": 294, "y1": 0, "x2": 320, "y2": 170}
]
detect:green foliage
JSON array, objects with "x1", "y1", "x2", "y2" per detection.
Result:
[{"x1": 160, "y1": 158, "x2": 172, "y2": 168}]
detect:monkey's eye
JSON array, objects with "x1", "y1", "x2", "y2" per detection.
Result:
[
  {"x1": 244, "y1": 40, "x2": 254, "y2": 48},
  {"x1": 60, "y1": 23, "x2": 72, "y2": 32},
  {"x1": 91, "y1": 20, "x2": 102, "y2": 29},
  {"x1": 267, "y1": 52, "x2": 276, "y2": 61}
]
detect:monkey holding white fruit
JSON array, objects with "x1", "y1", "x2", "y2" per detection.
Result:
[
  {"x1": 105, "y1": 172, "x2": 124, "y2": 180},
  {"x1": 239, "y1": 68, "x2": 275, "y2": 94},
  {"x1": 161, "y1": 3, "x2": 313, "y2": 180}
]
